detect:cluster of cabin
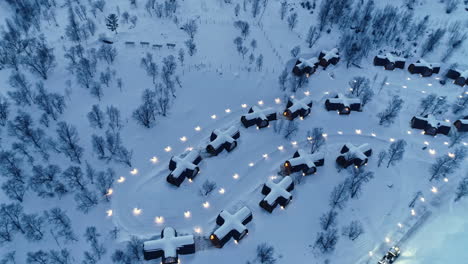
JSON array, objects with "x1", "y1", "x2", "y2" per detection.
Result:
[
  {"x1": 410, "y1": 115, "x2": 451, "y2": 136},
  {"x1": 446, "y1": 69, "x2": 468, "y2": 87},
  {"x1": 454, "y1": 116, "x2": 468, "y2": 132},
  {"x1": 283, "y1": 97, "x2": 313, "y2": 120},
  {"x1": 292, "y1": 48, "x2": 340, "y2": 77},
  {"x1": 373, "y1": 54, "x2": 441, "y2": 77},
  {"x1": 325, "y1": 93, "x2": 362, "y2": 115}
]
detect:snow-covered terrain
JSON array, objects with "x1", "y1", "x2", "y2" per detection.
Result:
[{"x1": 0, "y1": 0, "x2": 467, "y2": 264}]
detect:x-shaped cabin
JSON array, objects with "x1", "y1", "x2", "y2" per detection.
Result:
[
  {"x1": 210, "y1": 206, "x2": 253, "y2": 248},
  {"x1": 325, "y1": 93, "x2": 362, "y2": 115},
  {"x1": 206, "y1": 126, "x2": 240, "y2": 155},
  {"x1": 318, "y1": 48, "x2": 340, "y2": 69},
  {"x1": 373, "y1": 53, "x2": 406, "y2": 70},
  {"x1": 336, "y1": 143, "x2": 372, "y2": 168},
  {"x1": 241, "y1": 106, "x2": 277, "y2": 129},
  {"x1": 259, "y1": 176, "x2": 294, "y2": 213},
  {"x1": 167, "y1": 150, "x2": 203, "y2": 187},
  {"x1": 283, "y1": 97, "x2": 313, "y2": 120},
  {"x1": 143, "y1": 227, "x2": 195, "y2": 264},
  {"x1": 411, "y1": 115, "x2": 451, "y2": 136},
  {"x1": 282, "y1": 149, "x2": 325, "y2": 176}
]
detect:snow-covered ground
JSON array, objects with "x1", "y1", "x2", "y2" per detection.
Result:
[{"x1": 0, "y1": 0, "x2": 467, "y2": 263}]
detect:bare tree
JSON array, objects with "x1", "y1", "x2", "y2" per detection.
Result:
[
  {"x1": 140, "y1": 53, "x2": 158, "y2": 84},
  {"x1": 181, "y1": 19, "x2": 198, "y2": 39},
  {"x1": 342, "y1": 220, "x2": 364, "y2": 241},
  {"x1": 429, "y1": 147, "x2": 466, "y2": 181},
  {"x1": 377, "y1": 95, "x2": 404, "y2": 126},
  {"x1": 74, "y1": 188, "x2": 99, "y2": 213},
  {"x1": 200, "y1": 180, "x2": 216, "y2": 196},
  {"x1": 306, "y1": 25, "x2": 320, "y2": 48},
  {"x1": 22, "y1": 35, "x2": 56, "y2": 80},
  {"x1": 0, "y1": 96, "x2": 9, "y2": 126},
  {"x1": 234, "y1": 20, "x2": 250, "y2": 39},
  {"x1": 386, "y1": 139, "x2": 407, "y2": 168},
  {"x1": 348, "y1": 76, "x2": 374, "y2": 107},
  {"x1": 287, "y1": 12, "x2": 298, "y2": 30},
  {"x1": 256, "y1": 243, "x2": 276, "y2": 264},
  {"x1": 21, "y1": 213, "x2": 44, "y2": 241},
  {"x1": 320, "y1": 210, "x2": 338, "y2": 231},
  {"x1": 44, "y1": 208, "x2": 78, "y2": 243},
  {"x1": 454, "y1": 176, "x2": 468, "y2": 202},
  {"x1": 307, "y1": 127, "x2": 326, "y2": 153},
  {"x1": 329, "y1": 181, "x2": 349, "y2": 210},
  {"x1": 56, "y1": 122, "x2": 84, "y2": 164},
  {"x1": 8, "y1": 72, "x2": 33, "y2": 106},
  {"x1": 345, "y1": 167, "x2": 374, "y2": 199},
  {"x1": 449, "y1": 130, "x2": 467, "y2": 148},
  {"x1": 133, "y1": 89, "x2": 157, "y2": 128},
  {"x1": 34, "y1": 82, "x2": 66, "y2": 121},
  {"x1": 421, "y1": 27, "x2": 446, "y2": 57},
  {"x1": 452, "y1": 92, "x2": 468, "y2": 115},
  {"x1": 418, "y1": 94, "x2": 448, "y2": 116},
  {"x1": 377, "y1": 150, "x2": 387, "y2": 167},
  {"x1": 314, "y1": 229, "x2": 338, "y2": 253},
  {"x1": 87, "y1": 105, "x2": 106, "y2": 129},
  {"x1": 30, "y1": 165, "x2": 66, "y2": 199}
]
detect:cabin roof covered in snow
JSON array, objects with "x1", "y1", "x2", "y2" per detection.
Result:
[
  {"x1": 144, "y1": 227, "x2": 194, "y2": 258},
  {"x1": 376, "y1": 53, "x2": 405, "y2": 62},
  {"x1": 321, "y1": 48, "x2": 339, "y2": 60},
  {"x1": 288, "y1": 149, "x2": 324, "y2": 167},
  {"x1": 288, "y1": 97, "x2": 312, "y2": 113},
  {"x1": 210, "y1": 126, "x2": 239, "y2": 149},
  {"x1": 244, "y1": 106, "x2": 276, "y2": 120},
  {"x1": 171, "y1": 150, "x2": 200, "y2": 177},
  {"x1": 416, "y1": 115, "x2": 450, "y2": 127},
  {"x1": 343, "y1": 143, "x2": 371, "y2": 160},
  {"x1": 414, "y1": 59, "x2": 440, "y2": 68},
  {"x1": 264, "y1": 176, "x2": 293, "y2": 204},
  {"x1": 296, "y1": 57, "x2": 318, "y2": 69},
  {"x1": 214, "y1": 207, "x2": 251, "y2": 238},
  {"x1": 328, "y1": 93, "x2": 361, "y2": 107}
]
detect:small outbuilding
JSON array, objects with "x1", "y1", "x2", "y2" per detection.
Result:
[
  {"x1": 241, "y1": 106, "x2": 277, "y2": 129},
  {"x1": 283, "y1": 97, "x2": 313, "y2": 120},
  {"x1": 206, "y1": 126, "x2": 240, "y2": 155},
  {"x1": 318, "y1": 48, "x2": 340, "y2": 69},
  {"x1": 411, "y1": 115, "x2": 451, "y2": 136},
  {"x1": 282, "y1": 149, "x2": 325, "y2": 176},
  {"x1": 325, "y1": 93, "x2": 362, "y2": 115},
  {"x1": 210, "y1": 207, "x2": 253, "y2": 248},
  {"x1": 143, "y1": 227, "x2": 195, "y2": 264},
  {"x1": 408, "y1": 60, "x2": 440, "y2": 77},
  {"x1": 167, "y1": 150, "x2": 203, "y2": 187},
  {"x1": 373, "y1": 53, "x2": 406, "y2": 70},
  {"x1": 446, "y1": 69, "x2": 468, "y2": 87},
  {"x1": 292, "y1": 57, "x2": 319, "y2": 77},
  {"x1": 336, "y1": 143, "x2": 372, "y2": 168},
  {"x1": 454, "y1": 116, "x2": 468, "y2": 132},
  {"x1": 259, "y1": 176, "x2": 294, "y2": 213}
]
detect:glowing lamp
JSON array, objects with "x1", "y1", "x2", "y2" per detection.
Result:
[
  {"x1": 195, "y1": 126, "x2": 201, "y2": 131},
  {"x1": 106, "y1": 210, "x2": 113, "y2": 217},
  {"x1": 431, "y1": 186, "x2": 438, "y2": 193},
  {"x1": 184, "y1": 211, "x2": 191, "y2": 218},
  {"x1": 117, "y1": 176, "x2": 126, "y2": 183},
  {"x1": 241, "y1": 104, "x2": 247, "y2": 108},
  {"x1": 233, "y1": 173, "x2": 239, "y2": 179},
  {"x1": 194, "y1": 227, "x2": 202, "y2": 234},
  {"x1": 258, "y1": 100, "x2": 264, "y2": 105},
  {"x1": 218, "y1": 188, "x2": 225, "y2": 194},
  {"x1": 448, "y1": 152, "x2": 455, "y2": 158},
  {"x1": 203, "y1": 202, "x2": 210, "y2": 208},
  {"x1": 165, "y1": 146, "x2": 172, "y2": 152},
  {"x1": 225, "y1": 108, "x2": 231, "y2": 113},
  {"x1": 150, "y1": 156, "x2": 158, "y2": 163},
  {"x1": 211, "y1": 114, "x2": 217, "y2": 119},
  {"x1": 133, "y1": 208, "x2": 142, "y2": 216},
  {"x1": 278, "y1": 145, "x2": 284, "y2": 151},
  {"x1": 274, "y1": 98, "x2": 281, "y2": 104},
  {"x1": 248, "y1": 162, "x2": 254, "y2": 167},
  {"x1": 130, "y1": 169, "x2": 138, "y2": 175},
  {"x1": 155, "y1": 216, "x2": 164, "y2": 224},
  {"x1": 355, "y1": 129, "x2": 362, "y2": 134},
  {"x1": 429, "y1": 149, "x2": 436, "y2": 155},
  {"x1": 180, "y1": 136, "x2": 187, "y2": 142},
  {"x1": 106, "y1": 188, "x2": 113, "y2": 196}
]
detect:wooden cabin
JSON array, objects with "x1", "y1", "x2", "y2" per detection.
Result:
[
  {"x1": 259, "y1": 176, "x2": 294, "y2": 213},
  {"x1": 292, "y1": 57, "x2": 319, "y2": 77},
  {"x1": 143, "y1": 227, "x2": 195, "y2": 263},
  {"x1": 410, "y1": 115, "x2": 451, "y2": 136},
  {"x1": 210, "y1": 207, "x2": 253, "y2": 248},
  {"x1": 336, "y1": 143, "x2": 372, "y2": 168},
  {"x1": 283, "y1": 97, "x2": 313, "y2": 120},
  {"x1": 282, "y1": 149, "x2": 325, "y2": 176},
  {"x1": 318, "y1": 48, "x2": 340, "y2": 69},
  {"x1": 446, "y1": 69, "x2": 468, "y2": 87},
  {"x1": 167, "y1": 150, "x2": 203, "y2": 187},
  {"x1": 325, "y1": 93, "x2": 362, "y2": 115},
  {"x1": 373, "y1": 53, "x2": 406, "y2": 70},
  {"x1": 454, "y1": 116, "x2": 468, "y2": 132},
  {"x1": 408, "y1": 60, "x2": 440, "y2": 77},
  {"x1": 241, "y1": 106, "x2": 277, "y2": 129},
  {"x1": 206, "y1": 126, "x2": 240, "y2": 155}
]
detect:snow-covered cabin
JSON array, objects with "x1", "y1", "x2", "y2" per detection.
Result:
[
  {"x1": 336, "y1": 143, "x2": 372, "y2": 168},
  {"x1": 373, "y1": 53, "x2": 406, "y2": 70},
  {"x1": 259, "y1": 176, "x2": 294, "y2": 213},
  {"x1": 167, "y1": 150, "x2": 203, "y2": 187},
  {"x1": 283, "y1": 97, "x2": 313, "y2": 120},
  {"x1": 408, "y1": 60, "x2": 440, "y2": 77},
  {"x1": 325, "y1": 93, "x2": 362, "y2": 115},
  {"x1": 210, "y1": 207, "x2": 253, "y2": 248},
  {"x1": 240, "y1": 106, "x2": 277, "y2": 129},
  {"x1": 292, "y1": 57, "x2": 318, "y2": 77},
  {"x1": 318, "y1": 48, "x2": 340, "y2": 68},
  {"x1": 454, "y1": 116, "x2": 468, "y2": 132},
  {"x1": 282, "y1": 149, "x2": 325, "y2": 176},
  {"x1": 446, "y1": 69, "x2": 468, "y2": 87},
  {"x1": 411, "y1": 115, "x2": 451, "y2": 136},
  {"x1": 206, "y1": 126, "x2": 240, "y2": 155},
  {"x1": 143, "y1": 227, "x2": 195, "y2": 263}
]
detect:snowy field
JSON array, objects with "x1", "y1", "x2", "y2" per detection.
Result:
[{"x1": 0, "y1": 0, "x2": 467, "y2": 264}]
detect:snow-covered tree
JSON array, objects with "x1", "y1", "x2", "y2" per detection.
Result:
[
  {"x1": 377, "y1": 150, "x2": 387, "y2": 167},
  {"x1": 200, "y1": 180, "x2": 217, "y2": 196},
  {"x1": 133, "y1": 89, "x2": 157, "y2": 128},
  {"x1": 106, "y1": 14, "x2": 119, "y2": 33},
  {"x1": 307, "y1": 127, "x2": 326, "y2": 153},
  {"x1": 290, "y1": 46, "x2": 300, "y2": 58},
  {"x1": 8, "y1": 72, "x2": 33, "y2": 106},
  {"x1": 140, "y1": 53, "x2": 158, "y2": 84},
  {"x1": 182, "y1": 19, "x2": 198, "y2": 39},
  {"x1": 107, "y1": 106, "x2": 122, "y2": 132},
  {"x1": 30, "y1": 164, "x2": 66, "y2": 199},
  {"x1": 21, "y1": 213, "x2": 44, "y2": 241},
  {"x1": 306, "y1": 25, "x2": 320, "y2": 48},
  {"x1": 0, "y1": 96, "x2": 9, "y2": 126},
  {"x1": 74, "y1": 188, "x2": 98, "y2": 213},
  {"x1": 44, "y1": 208, "x2": 77, "y2": 243},
  {"x1": 348, "y1": 76, "x2": 374, "y2": 107},
  {"x1": 234, "y1": 20, "x2": 250, "y2": 39},
  {"x1": 97, "y1": 43, "x2": 117, "y2": 65},
  {"x1": 256, "y1": 54, "x2": 263, "y2": 71},
  {"x1": 87, "y1": 105, "x2": 106, "y2": 129},
  {"x1": 421, "y1": 27, "x2": 446, "y2": 57},
  {"x1": 280, "y1": 1, "x2": 287, "y2": 20},
  {"x1": 256, "y1": 243, "x2": 276, "y2": 264},
  {"x1": 22, "y1": 36, "x2": 56, "y2": 80},
  {"x1": 287, "y1": 12, "x2": 298, "y2": 30},
  {"x1": 8, "y1": 111, "x2": 49, "y2": 159},
  {"x1": 34, "y1": 82, "x2": 66, "y2": 121},
  {"x1": 418, "y1": 94, "x2": 448, "y2": 116}
]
